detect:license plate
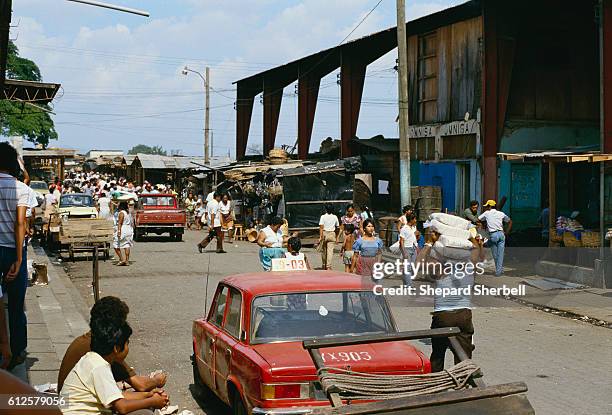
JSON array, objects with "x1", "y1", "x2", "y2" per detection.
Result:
[{"x1": 321, "y1": 351, "x2": 372, "y2": 363}]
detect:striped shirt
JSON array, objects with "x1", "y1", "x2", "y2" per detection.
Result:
[{"x1": 0, "y1": 173, "x2": 30, "y2": 248}]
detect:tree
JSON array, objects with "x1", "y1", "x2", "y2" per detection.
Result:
[
  {"x1": 0, "y1": 41, "x2": 58, "y2": 148},
  {"x1": 128, "y1": 144, "x2": 167, "y2": 155}
]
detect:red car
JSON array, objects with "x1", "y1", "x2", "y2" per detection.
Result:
[{"x1": 191, "y1": 271, "x2": 430, "y2": 415}]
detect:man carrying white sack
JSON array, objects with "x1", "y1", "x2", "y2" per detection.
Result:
[
  {"x1": 417, "y1": 228, "x2": 484, "y2": 372},
  {"x1": 478, "y1": 200, "x2": 512, "y2": 276}
]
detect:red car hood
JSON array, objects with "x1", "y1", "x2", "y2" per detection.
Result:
[{"x1": 252, "y1": 340, "x2": 428, "y2": 380}]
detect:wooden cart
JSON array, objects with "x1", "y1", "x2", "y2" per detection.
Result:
[
  {"x1": 304, "y1": 328, "x2": 534, "y2": 415},
  {"x1": 56, "y1": 218, "x2": 113, "y2": 262}
]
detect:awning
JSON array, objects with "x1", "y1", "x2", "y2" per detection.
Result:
[
  {"x1": 498, "y1": 150, "x2": 612, "y2": 163},
  {"x1": 3, "y1": 79, "x2": 61, "y2": 104}
]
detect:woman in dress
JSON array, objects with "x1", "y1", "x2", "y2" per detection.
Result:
[
  {"x1": 97, "y1": 191, "x2": 112, "y2": 220},
  {"x1": 340, "y1": 203, "x2": 363, "y2": 238},
  {"x1": 184, "y1": 191, "x2": 196, "y2": 230},
  {"x1": 114, "y1": 201, "x2": 134, "y2": 266},
  {"x1": 351, "y1": 218, "x2": 383, "y2": 279},
  {"x1": 256, "y1": 216, "x2": 288, "y2": 271},
  {"x1": 219, "y1": 193, "x2": 235, "y2": 243}
]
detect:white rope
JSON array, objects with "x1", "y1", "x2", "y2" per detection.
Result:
[{"x1": 317, "y1": 360, "x2": 479, "y2": 400}]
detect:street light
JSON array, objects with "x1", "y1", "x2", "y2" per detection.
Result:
[
  {"x1": 182, "y1": 66, "x2": 210, "y2": 163},
  {"x1": 66, "y1": 0, "x2": 150, "y2": 17}
]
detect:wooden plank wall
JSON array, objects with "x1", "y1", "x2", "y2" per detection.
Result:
[
  {"x1": 406, "y1": 16, "x2": 483, "y2": 125},
  {"x1": 504, "y1": 0, "x2": 599, "y2": 122}
]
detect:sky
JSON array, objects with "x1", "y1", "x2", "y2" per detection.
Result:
[{"x1": 10, "y1": 0, "x2": 462, "y2": 157}]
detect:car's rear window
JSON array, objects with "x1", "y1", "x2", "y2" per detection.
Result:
[
  {"x1": 250, "y1": 291, "x2": 394, "y2": 343},
  {"x1": 30, "y1": 182, "x2": 47, "y2": 190},
  {"x1": 141, "y1": 196, "x2": 174, "y2": 207}
]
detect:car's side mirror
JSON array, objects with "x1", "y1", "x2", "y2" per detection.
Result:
[{"x1": 240, "y1": 330, "x2": 247, "y2": 342}]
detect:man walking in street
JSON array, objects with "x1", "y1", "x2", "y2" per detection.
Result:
[
  {"x1": 478, "y1": 200, "x2": 512, "y2": 276},
  {"x1": 197, "y1": 192, "x2": 225, "y2": 253},
  {"x1": 0, "y1": 142, "x2": 30, "y2": 370},
  {"x1": 418, "y1": 230, "x2": 483, "y2": 372}
]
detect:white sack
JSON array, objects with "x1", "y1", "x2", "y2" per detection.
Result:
[
  {"x1": 430, "y1": 219, "x2": 472, "y2": 240},
  {"x1": 430, "y1": 212, "x2": 472, "y2": 230},
  {"x1": 431, "y1": 242, "x2": 474, "y2": 262},
  {"x1": 438, "y1": 234, "x2": 474, "y2": 249}
]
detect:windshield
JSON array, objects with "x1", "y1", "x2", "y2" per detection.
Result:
[
  {"x1": 60, "y1": 194, "x2": 94, "y2": 207},
  {"x1": 141, "y1": 196, "x2": 174, "y2": 207},
  {"x1": 250, "y1": 291, "x2": 394, "y2": 344},
  {"x1": 30, "y1": 182, "x2": 47, "y2": 190}
]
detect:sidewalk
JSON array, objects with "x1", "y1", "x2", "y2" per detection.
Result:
[
  {"x1": 12, "y1": 245, "x2": 89, "y2": 386},
  {"x1": 381, "y1": 250, "x2": 612, "y2": 327}
]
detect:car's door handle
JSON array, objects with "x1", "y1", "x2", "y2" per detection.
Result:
[{"x1": 225, "y1": 348, "x2": 232, "y2": 356}]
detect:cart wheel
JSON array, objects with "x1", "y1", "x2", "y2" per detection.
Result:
[{"x1": 175, "y1": 233, "x2": 183, "y2": 242}]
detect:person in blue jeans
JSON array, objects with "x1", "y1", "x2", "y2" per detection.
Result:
[
  {"x1": 0, "y1": 142, "x2": 30, "y2": 370},
  {"x1": 478, "y1": 200, "x2": 512, "y2": 276}
]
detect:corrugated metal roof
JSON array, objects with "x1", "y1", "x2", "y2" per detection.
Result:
[{"x1": 23, "y1": 148, "x2": 76, "y2": 157}]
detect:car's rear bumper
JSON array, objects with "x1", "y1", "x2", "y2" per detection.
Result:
[{"x1": 252, "y1": 408, "x2": 313, "y2": 415}]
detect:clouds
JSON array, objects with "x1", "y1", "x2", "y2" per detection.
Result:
[{"x1": 10, "y1": 0, "x2": 458, "y2": 155}]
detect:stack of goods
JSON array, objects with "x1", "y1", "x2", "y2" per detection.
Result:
[
  {"x1": 269, "y1": 148, "x2": 289, "y2": 165},
  {"x1": 411, "y1": 186, "x2": 442, "y2": 221},
  {"x1": 427, "y1": 213, "x2": 476, "y2": 262},
  {"x1": 555, "y1": 216, "x2": 584, "y2": 238}
]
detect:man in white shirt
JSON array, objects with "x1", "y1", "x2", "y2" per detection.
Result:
[
  {"x1": 399, "y1": 213, "x2": 419, "y2": 286},
  {"x1": 318, "y1": 203, "x2": 340, "y2": 270},
  {"x1": 0, "y1": 142, "x2": 30, "y2": 369},
  {"x1": 478, "y1": 200, "x2": 513, "y2": 276},
  {"x1": 197, "y1": 192, "x2": 225, "y2": 253}
]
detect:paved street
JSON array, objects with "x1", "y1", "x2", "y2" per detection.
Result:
[{"x1": 58, "y1": 230, "x2": 612, "y2": 415}]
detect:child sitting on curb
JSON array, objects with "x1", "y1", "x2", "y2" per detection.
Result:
[{"x1": 60, "y1": 320, "x2": 169, "y2": 415}]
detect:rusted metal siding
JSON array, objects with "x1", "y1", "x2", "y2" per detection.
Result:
[{"x1": 407, "y1": 16, "x2": 483, "y2": 124}]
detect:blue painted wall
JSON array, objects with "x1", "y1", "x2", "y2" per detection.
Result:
[{"x1": 419, "y1": 162, "x2": 456, "y2": 212}]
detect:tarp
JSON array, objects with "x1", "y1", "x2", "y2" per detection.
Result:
[{"x1": 282, "y1": 168, "x2": 355, "y2": 229}]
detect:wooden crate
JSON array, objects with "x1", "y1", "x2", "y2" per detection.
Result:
[{"x1": 59, "y1": 218, "x2": 113, "y2": 244}]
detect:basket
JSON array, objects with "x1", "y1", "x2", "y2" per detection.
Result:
[
  {"x1": 581, "y1": 231, "x2": 600, "y2": 248},
  {"x1": 247, "y1": 228, "x2": 259, "y2": 243},
  {"x1": 550, "y1": 228, "x2": 563, "y2": 243},
  {"x1": 563, "y1": 232, "x2": 582, "y2": 247},
  {"x1": 269, "y1": 148, "x2": 288, "y2": 165}
]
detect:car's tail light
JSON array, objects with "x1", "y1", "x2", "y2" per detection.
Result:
[{"x1": 261, "y1": 383, "x2": 309, "y2": 400}]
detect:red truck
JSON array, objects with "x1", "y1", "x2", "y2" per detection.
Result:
[{"x1": 134, "y1": 194, "x2": 186, "y2": 241}]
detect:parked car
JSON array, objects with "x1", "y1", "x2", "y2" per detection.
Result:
[
  {"x1": 29, "y1": 180, "x2": 49, "y2": 197},
  {"x1": 192, "y1": 272, "x2": 430, "y2": 415},
  {"x1": 134, "y1": 193, "x2": 186, "y2": 241},
  {"x1": 57, "y1": 193, "x2": 98, "y2": 219}
]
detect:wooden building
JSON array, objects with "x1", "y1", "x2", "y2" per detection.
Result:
[{"x1": 22, "y1": 148, "x2": 76, "y2": 182}]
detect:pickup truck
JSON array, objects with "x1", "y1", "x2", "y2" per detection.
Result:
[{"x1": 134, "y1": 193, "x2": 186, "y2": 241}]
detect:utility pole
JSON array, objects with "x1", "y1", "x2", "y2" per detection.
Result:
[
  {"x1": 397, "y1": 0, "x2": 412, "y2": 207},
  {"x1": 205, "y1": 66, "x2": 210, "y2": 164}
]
